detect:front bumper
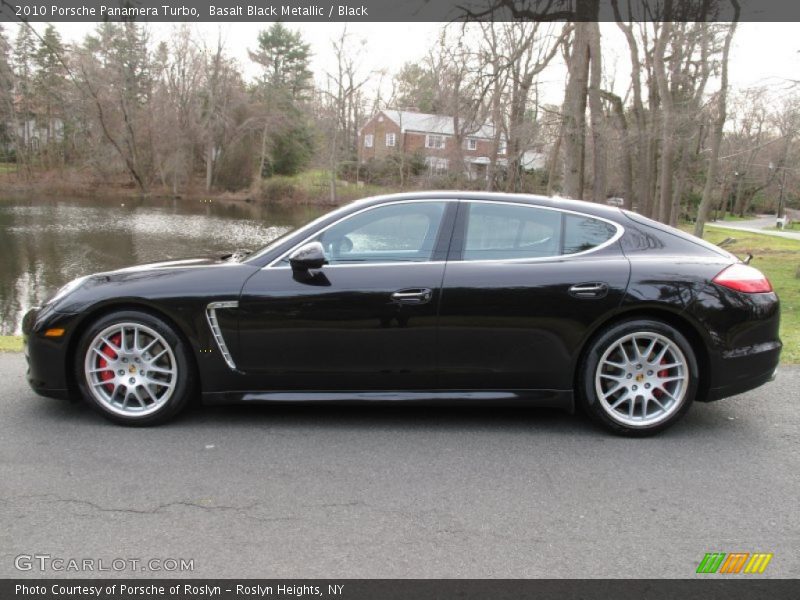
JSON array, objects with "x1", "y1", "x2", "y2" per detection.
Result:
[{"x1": 22, "y1": 306, "x2": 77, "y2": 401}]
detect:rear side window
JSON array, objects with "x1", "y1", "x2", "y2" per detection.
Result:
[
  {"x1": 463, "y1": 203, "x2": 561, "y2": 260},
  {"x1": 461, "y1": 202, "x2": 618, "y2": 261},
  {"x1": 563, "y1": 215, "x2": 618, "y2": 254}
]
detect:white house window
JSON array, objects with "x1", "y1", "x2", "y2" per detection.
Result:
[
  {"x1": 425, "y1": 134, "x2": 446, "y2": 149},
  {"x1": 465, "y1": 138, "x2": 478, "y2": 151},
  {"x1": 498, "y1": 139, "x2": 507, "y2": 155},
  {"x1": 386, "y1": 132, "x2": 396, "y2": 147},
  {"x1": 364, "y1": 134, "x2": 374, "y2": 148},
  {"x1": 425, "y1": 156, "x2": 449, "y2": 175}
]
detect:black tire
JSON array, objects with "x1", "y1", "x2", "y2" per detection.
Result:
[
  {"x1": 578, "y1": 319, "x2": 698, "y2": 436},
  {"x1": 74, "y1": 310, "x2": 195, "y2": 426}
]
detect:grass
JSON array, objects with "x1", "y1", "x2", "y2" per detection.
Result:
[
  {"x1": 0, "y1": 336, "x2": 23, "y2": 352},
  {"x1": 702, "y1": 225, "x2": 800, "y2": 364},
  {"x1": 0, "y1": 162, "x2": 16, "y2": 174}
]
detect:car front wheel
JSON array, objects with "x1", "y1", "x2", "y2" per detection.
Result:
[
  {"x1": 75, "y1": 310, "x2": 194, "y2": 426},
  {"x1": 579, "y1": 319, "x2": 698, "y2": 436}
]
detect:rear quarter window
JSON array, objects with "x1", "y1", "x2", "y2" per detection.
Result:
[{"x1": 563, "y1": 215, "x2": 618, "y2": 255}]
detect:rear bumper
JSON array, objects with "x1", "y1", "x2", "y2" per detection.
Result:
[
  {"x1": 689, "y1": 286, "x2": 782, "y2": 402},
  {"x1": 705, "y1": 341, "x2": 781, "y2": 401}
]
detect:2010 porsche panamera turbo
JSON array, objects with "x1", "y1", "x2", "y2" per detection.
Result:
[{"x1": 23, "y1": 192, "x2": 781, "y2": 435}]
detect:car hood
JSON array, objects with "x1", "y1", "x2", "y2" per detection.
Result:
[
  {"x1": 46, "y1": 255, "x2": 254, "y2": 314},
  {"x1": 109, "y1": 256, "x2": 231, "y2": 273}
]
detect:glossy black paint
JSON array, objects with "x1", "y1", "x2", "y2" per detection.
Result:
[{"x1": 22, "y1": 192, "x2": 781, "y2": 410}]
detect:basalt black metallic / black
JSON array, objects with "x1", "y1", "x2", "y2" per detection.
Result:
[{"x1": 23, "y1": 192, "x2": 781, "y2": 435}]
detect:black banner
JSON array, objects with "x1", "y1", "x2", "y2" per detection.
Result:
[
  {"x1": 1, "y1": 0, "x2": 800, "y2": 23},
  {"x1": 4, "y1": 580, "x2": 800, "y2": 600}
]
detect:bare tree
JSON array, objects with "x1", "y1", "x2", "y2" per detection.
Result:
[
  {"x1": 694, "y1": 3, "x2": 739, "y2": 237},
  {"x1": 500, "y1": 21, "x2": 570, "y2": 192},
  {"x1": 322, "y1": 26, "x2": 370, "y2": 203},
  {"x1": 74, "y1": 22, "x2": 156, "y2": 194},
  {"x1": 0, "y1": 25, "x2": 15, "y2": 163},
  {"x1": 152, "y1": 26, "x2": 204, "y2": 195},
  {"x1": 199, "y1": 32, "x2": 241, "y2": 192}
]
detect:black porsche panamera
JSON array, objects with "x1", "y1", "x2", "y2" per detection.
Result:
[{"x1": 23, "y1": 192, "x2": 781, "y2": 435}]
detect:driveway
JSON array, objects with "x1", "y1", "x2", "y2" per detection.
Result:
[
  {"x1": 1, "y1": 352, "x2": 797, "y2": 578},
  {"x1": 706, "y1": 214, "x2": 800, "y2": 241}
]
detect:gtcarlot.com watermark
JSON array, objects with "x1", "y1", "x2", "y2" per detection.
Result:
[{"x1": 15, "y1": 553, "x2": 194, "y2": 573}]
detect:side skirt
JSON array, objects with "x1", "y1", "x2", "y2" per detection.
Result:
[{"x1": 201, "y1": 389, "x2": 574, "y2": 411}]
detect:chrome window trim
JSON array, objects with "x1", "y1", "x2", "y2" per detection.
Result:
[
  {"x1": 266, "y1": 199, "x2": 453, "y2": 269},
  {"x1": 206, "y1": 301, "x2": 239, "y2": 371},
  {"x1": 269, "y1": 261, "x2": 448, "y2": 270},
  {"x1": 264, "y1": 197, "x2": 625, "y2": 270}
]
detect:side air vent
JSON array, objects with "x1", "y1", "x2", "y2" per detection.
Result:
[{"x1": 206, "y1": 301, "x2": 239, "y2": 370}]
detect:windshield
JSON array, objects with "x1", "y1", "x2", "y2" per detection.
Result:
[{"x1": 243, "y1": 203, "x2": 356, "y2": 263}]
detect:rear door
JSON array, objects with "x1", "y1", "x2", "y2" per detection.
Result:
[{"x1": 437, "y1": 200, "x2": 630, "y2": 391}]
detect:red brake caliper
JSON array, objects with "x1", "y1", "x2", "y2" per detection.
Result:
[
  {"x1": 654, "y1": 358, "x2": 669, "y2": 399},
  {"x1": 97, "y1": 333, "x2": 121, "y2": 393}
]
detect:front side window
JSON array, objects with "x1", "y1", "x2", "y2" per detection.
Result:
[
  {"x1": 386, "y1": 132, "x2": 396, "y2": 147},
  {"x1": 465, "y1": 138, "x2": 478, "y2": 151},
  {"x1": 364, "y1": 134, "x2": 374, "y2": 148},
  {"x1": 311, "y1": 202, "x2": 447, "y2": 264}
]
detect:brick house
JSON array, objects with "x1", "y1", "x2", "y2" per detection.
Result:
[{"x1": 358, "y1": 109, "x2": 507, "y2": 180}]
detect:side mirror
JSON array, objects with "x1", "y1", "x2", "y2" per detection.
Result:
[{"x1": 289, "y1": 241, "x2": 328, "y2": 271}]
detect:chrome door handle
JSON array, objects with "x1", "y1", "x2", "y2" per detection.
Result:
[
  {"x1": 391, "y1": 288, "x2": 433, "y2": 305},
  {"x1": 568, "y1": 282, "x2": 609, "y2": 299}
]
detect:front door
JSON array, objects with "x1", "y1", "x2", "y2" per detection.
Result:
[{"x1": 237, "y1": 200, "x2": 455, "y2": 390}]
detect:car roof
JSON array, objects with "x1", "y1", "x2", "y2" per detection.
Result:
[{"x1": 353, "y1": 191, "x2": 625, "y2": 221}]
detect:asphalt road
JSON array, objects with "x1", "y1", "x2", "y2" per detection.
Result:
[
  {"x1": 707, "y1": 215, "x2": 800, "y2": 241},
  {"x1": 1, "y1": 352, "x2": 798, "y2": 579}
]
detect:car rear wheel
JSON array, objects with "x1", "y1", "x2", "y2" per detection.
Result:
[
  {"x1": 579, "y1": 319, "x2": 698, "y2": 436},
  {"x1": 75, "y1": 310, "x2": 194, "y2": 426}
]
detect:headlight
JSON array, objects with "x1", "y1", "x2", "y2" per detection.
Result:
[{"x1": 47, "y1": 276, "x2": 89, "y2": 306}]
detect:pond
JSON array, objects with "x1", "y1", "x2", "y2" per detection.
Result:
[{"x1": 0, "y1": 195, "x2": 327, "y2": 335}]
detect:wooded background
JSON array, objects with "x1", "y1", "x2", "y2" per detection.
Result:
[{"x1": 1, "y1": 1, "x2": 798, "y2": 236}]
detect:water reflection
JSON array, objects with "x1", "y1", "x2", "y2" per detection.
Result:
[{"x1": 0, "y1": 196, "x2": 325, "y2": 334}]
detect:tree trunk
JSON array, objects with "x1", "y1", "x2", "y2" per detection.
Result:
[
  {"x1": 562, "y1": 22, "x2": 591, "y2": 199},
  {"x1": 546, "y1": 120, "x2": 564, "y2": 196},
  {"x1": 587, "y1": 22, "x2": 606, "y2": 203},
  {"x1": 670, "y1": 141, "x2": 692, "y2": 226},
  {"x1": 653, "y1": 21, "x2": 675, "y2": 223},
  {"x1": 600, "y1": 90, "x2": 633, "y2": 210},
  {"x1": 257, "y1": 122, "x2": 269, "y2": 181},
  {"x1": 694, "y1": 11, "x2": 738, "y2": 237},
  {"x1": 205, "y1": 141, "x2": 214, "y2": 192}
]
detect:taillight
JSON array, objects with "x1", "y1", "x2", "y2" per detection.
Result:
[{"x1": 712, "y1": 263, "x2": 773, "y2": 293}]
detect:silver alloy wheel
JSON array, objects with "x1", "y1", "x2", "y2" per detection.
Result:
[
  {"x1": 84, "y1": 322, "x2": 177, "y2": 417},
  {"x1": 594, "y1": 331, "x2": 689, "y2": 428}
]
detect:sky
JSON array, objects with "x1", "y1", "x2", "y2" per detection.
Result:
[{"x1": 10, "y1": 21, "x2": 800, "y2": 107}]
